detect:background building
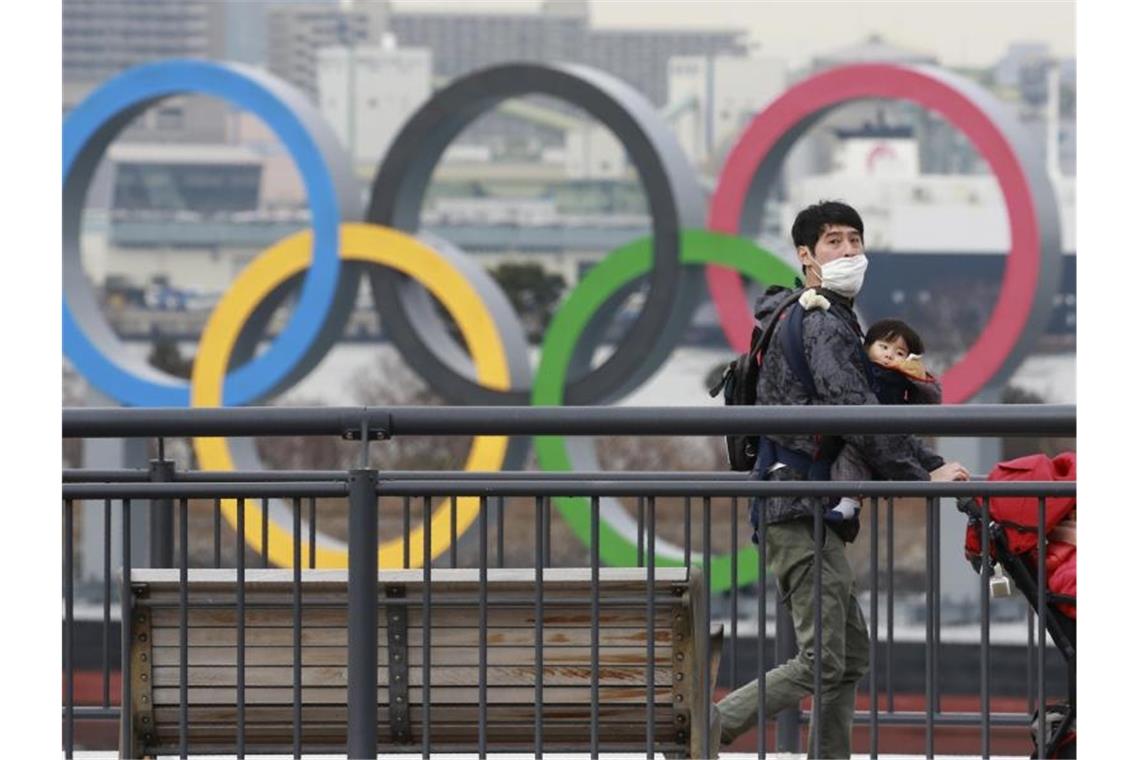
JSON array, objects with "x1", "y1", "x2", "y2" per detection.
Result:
[
  {"x1": 62, "y1": 0, "x2": 228, "y2": 142},
  {"x1": 266, "y1": 1, "x2": 389, "y2": 100},
  {"x1": 316, "y1": 37, "x2": 433, "y2": 167},
  {"x1": 667, "y1": 53, "x2": 788, "y2": 168}
]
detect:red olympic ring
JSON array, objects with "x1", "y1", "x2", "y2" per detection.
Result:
[{"x1": 706, "y1": 64, "x2": 1047, "y2": 404}]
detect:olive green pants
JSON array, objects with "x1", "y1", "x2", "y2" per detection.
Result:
[{"x1": 716, "y1": 519, "x2": 870, "y2": 759}]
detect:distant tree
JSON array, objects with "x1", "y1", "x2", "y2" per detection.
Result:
[{"x1": 489, "y1": 262, "x2": 567, "y2": 343}]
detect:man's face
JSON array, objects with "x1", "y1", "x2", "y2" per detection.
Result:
[{"x1": 798, "y1": 224, "x2": 864, "y2": 275}]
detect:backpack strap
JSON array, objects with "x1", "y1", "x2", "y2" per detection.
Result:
[
  {"x1": 750, "y1": 289, "x2": 803, "y2": 364},
  {"x1": 768, "y1": 299, "x2": 872, "y2": 481},
  {"x1": 779, "y1": 298, "x2": 877, "y2": 399},
  {"x1": 779, "y1": 301, "x2": 819, "y2": 399}
]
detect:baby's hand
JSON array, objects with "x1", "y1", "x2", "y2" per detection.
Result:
[{"x1": 895, "y1": 354, "x2": 928, "y2": 379}]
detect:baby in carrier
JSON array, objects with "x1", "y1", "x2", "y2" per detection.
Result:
[{"x1": 828, "y1": 318, "x2": 942, "y2": 525}]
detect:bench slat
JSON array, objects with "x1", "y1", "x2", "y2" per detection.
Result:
[
  {"x1": 151, "y1": 626, "x2": 671, "y2": 647},
  {"x1": 151, "y1": 685, "x2": 676, "y2": 705},
  {"x1": 149, "y1": 605, "x2": 664, "y2": 628},
  {"x1": 132, "y1": 567, "x2": 688, "y2": 587},
  {"x1": 152, "y1": 645, "x2": 671, "y2": 668},
  {"x1": 152, "y1": 704, "x2": 677, "y2": 725},
  {"x1": 151, "y1": 664, "x2": 674, "y2": 688}
]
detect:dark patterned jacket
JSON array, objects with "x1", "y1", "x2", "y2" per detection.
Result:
[{"x1": 751, "y1": 285, "x2": 945, "y2": 525}]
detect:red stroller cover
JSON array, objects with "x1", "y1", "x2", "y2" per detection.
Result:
[{"x1": 964, "y1": 452, "x2": 1076, "y2": 618}]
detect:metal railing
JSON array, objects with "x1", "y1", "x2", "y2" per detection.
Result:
[{"x1": 62, "y1": 404, "x2": 1076, "y2": 759}]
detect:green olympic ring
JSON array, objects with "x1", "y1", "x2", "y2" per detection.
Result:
[{"x1": 533, "y1": 229, "x2": 799, "y2": 591}]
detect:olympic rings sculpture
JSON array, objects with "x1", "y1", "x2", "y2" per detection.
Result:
[{"x1": 64, "y1": 59, "x2": 1061, "y2": 590}]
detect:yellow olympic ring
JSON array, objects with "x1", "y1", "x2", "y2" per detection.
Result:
[{"x1": 190, "y1": 222, "x2": 510, "y2": 568}]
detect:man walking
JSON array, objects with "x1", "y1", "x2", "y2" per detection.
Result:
[{"x1": 714, "y1": 201, "x2": 969, "y2": 758}]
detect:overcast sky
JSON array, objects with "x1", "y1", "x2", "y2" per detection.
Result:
[{"x1": 390, "y1": 1, "x2": 1075, "y2": 70}]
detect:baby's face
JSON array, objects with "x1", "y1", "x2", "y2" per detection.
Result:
[{"x1": 868, "y1": 335, "x2": 910, "y2": 367}]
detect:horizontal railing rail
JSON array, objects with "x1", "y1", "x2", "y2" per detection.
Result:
[
  {"x1": 62, "y1": 479, "x2": 1073, "y2": 500},
  {"x1": 63, "y1": 403, "x2": 1076, "y2": 438}
]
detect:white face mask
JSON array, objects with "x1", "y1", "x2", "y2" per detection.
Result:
[{"x1": 815, "y1": 254, "x2": 868, "y2": 298}]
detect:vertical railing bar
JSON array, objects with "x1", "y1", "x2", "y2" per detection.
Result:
[
  {"x1": 102, "y1": 497, "x2": 111, "y2": 710},
  {"x1": 758, "y1": 504, "x2": 767, "y2": 760},
  {"x1": 497, "y1": 495, "x2": 505, "y2": 569},
  {"x1": 478, "y1": 495, "x2": 488, "y2": 759},
  {"x1": 886, "y1": 495, "x2": 895, "y2": 713},
  {"x1": 1027, "y1": 601, "x2": 1034, "y2": 714},
  {"x1": 179, "y1": 497, "x2": 189, "y2": 759},
  {"x1": 590, "y1": 495, "x2": 600, "y2": 759},
  {"x1": 933, "y1": 496, "x2": 941, "y2": 714},
  {"x1": 812, "y1": 502, "x2": 823, "y2": 760},
  {"x1": 237, "y1": 497, "x2": 246, "y2": 759},
  {"x1": 261, "y1": 496, "x2": 270, "y2": 569},
  {"x1": 1037, "y1": 496, "x2": 1047, "y2": 759},
  {"x1": 637, "y1": 495, "x2": 645, "y2": 568},
  {"x1": 924, "y1": 496, "x2": 933, "y2": 759},
  {"x1": 730, "y1": 496, "x2": 739, "y2": 689},
  {"x1": 450, "y1": 496, "x2": 458, "y2": 569},
  {"x1": 308, "y1": 496, "x2": 316, "y2": 570},
  {"x1": 981, "y1": 496, "x2": 991, "y2": 760},
  {"x1": 534, "y1": 495, "x2": 545, "y2": 758},
  {"x1": 702, "y1": 495, "x2": 712, "y2": 760},
  {"x1": 64, "y1": 499, "x2": 74, "y2": 760},
  {"x1": 403, "y1": 495, "x2": 411, "y2": 570},
  {"x1": 646, "y1": 495, "x2": 656, "y2": 759},
  {"x1": 422, "y1": 495, "x2": 432, "y2": 759},
  {"x1": 119, "y1": 499, "x2": 132, "y2": 759},
  {"x1": 151, "y1": 444, "x2": 174, "y2": 571},
  {"x1": 684, "y1": 495, "x2": 691, "y2": 569},
  {"x1": 293, "y1": 496, "x2": 302, "y2": 759},
  {"x1": 213, "y1": 497, "x2": 221, "y2": 569},
  {"x1": 346, "y1": 470, "x2": 378, "y2": 760},
  {"x1": 870, "y1": 496, "x2": 879, "y2": 759},
  {"x1": 544, "y1": 494, "x2": 552, "y2": 569}
]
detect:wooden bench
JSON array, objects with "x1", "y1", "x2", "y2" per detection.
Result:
[{"x1": 126, "y1": 567, "x2": 723, "y2": 758}]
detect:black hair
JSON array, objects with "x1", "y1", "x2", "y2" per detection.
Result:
[
  {"x1": 791, "y1": 200, "x2": 865, "y2": 274},
  {"x1": 864, "y1": 318, "x2": 925, "y2": 355}
]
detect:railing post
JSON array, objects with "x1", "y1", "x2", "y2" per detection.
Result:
[
  {"x1": 347, "y1": 469, "x2": 379, "y2": 759},
  {"x1": 775, "y1": 602, "x2": 800, "y2": 752},
  {"x1": 148, "y1": 457, "x2": 175, "y2": 568}
]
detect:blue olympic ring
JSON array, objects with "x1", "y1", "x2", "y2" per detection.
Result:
[{"x1": 63, "y1": 59, "x2": 354, "y2": 406}]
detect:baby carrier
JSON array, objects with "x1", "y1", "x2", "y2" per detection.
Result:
[{"x1": 958, "y1": 452, "x2": 1076, "y2": 759}]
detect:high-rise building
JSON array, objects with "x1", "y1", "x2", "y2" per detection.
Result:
[
  {"x1": 317, "y1": 38, "x2": 433, "y2": 167},
  {"x1": 63, "y1": 0, "x2": 228, "y2": 141},
  {"x1": 388, "y1": 0, "x2": 746, "y2": 107},
  {"x1": 384, "y1": 0, "x2": 745, "y2": 154},
  {"x1": 63, "y1": 0, "x2": 225, "y2": 85},
  {"x1": 994, "y1": 41, "x2": 1052, "y2": 91},
  {"x1": 266, "y1": 2, "x2": 390, "y2": 100},
  {"x1": 667, "y1": 54, "x2": 788, "y2": 166}
]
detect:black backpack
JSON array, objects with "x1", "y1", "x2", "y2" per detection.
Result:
[{"x1": 708, "y1": 289, "x2": 803, "y2": 471}]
